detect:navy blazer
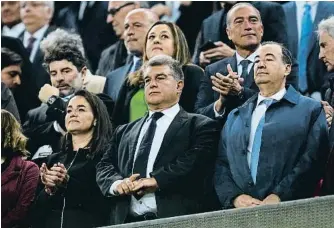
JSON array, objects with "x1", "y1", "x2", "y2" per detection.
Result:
[
  {"x1": 193, "y1": 1, "x2": 288, "y2": 65},
  {"x1": 214, "y1": 86, "x2": 329, "y2": 209},
  {"x1": 283, "y1": 1, "x2": 334, "y2": 94},
  {"x1": 194, "y1": 54, "x2": 299, "y2": 120},
  {"x1": 96, "y1": 108, "x2": 220, "y2": 224}
]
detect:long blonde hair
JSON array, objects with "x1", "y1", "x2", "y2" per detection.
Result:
[
  {"x1": 1, "y1": 109, "x2": 29, "y2": 157},
  {"x1": 128, "y1": 21, "x2": 191, "y2": 86}
]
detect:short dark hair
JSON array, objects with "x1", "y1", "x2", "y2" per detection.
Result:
[
  {"x1": 143, "y1": 55, "x2": 184, "y2": 81},
  {"x1": 43, "y1": 44, "x2": 87, "y2": 72},
  {"x1": 64, "y1": 90, "x2": 113, "y2": 158},
  {"x1": 261, "y1": 41, "x2": 293, "y2": 65},
  {"x1": 1, "y1": 47, "x2": 22, "y2": 70}
]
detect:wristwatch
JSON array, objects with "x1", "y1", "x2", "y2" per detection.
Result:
[{"x1": 47, "y1": 95, "x2": 58, "y2": 106}]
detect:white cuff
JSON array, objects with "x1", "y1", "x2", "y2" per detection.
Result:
[
  {"x1": 109, "y1": 180, "x2": 123, "y2": 196},
  {"x1": 213, "y1": 101, "x2": 226, "y2": 117},
  {"x1": 53, "y1": 121, "x2": 66, "y2": 135}
]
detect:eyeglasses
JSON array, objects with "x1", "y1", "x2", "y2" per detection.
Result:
[{"x1": 107, "y1": 2, "x2": 135, "y2": 16}]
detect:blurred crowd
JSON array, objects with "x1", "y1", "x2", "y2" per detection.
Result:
[{"x1": 1, "y1": 1, "x2": 334, "y2": 228}]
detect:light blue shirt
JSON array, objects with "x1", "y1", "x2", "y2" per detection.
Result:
[{"x1": 247, "y1": 88, "x2": 287, "y2": 167}]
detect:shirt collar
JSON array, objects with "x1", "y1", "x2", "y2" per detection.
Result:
[
  {"x1": 296, "y1": 1, "x2": 318, "y2": 7},
  {"x1": 257, "y1": 87, "x2": 287, "y2": 106},
  {"x1": 236, "y1": 48, "x2": 259, "y2": 66},
  {"x1": 24, "y1": 24, "x2": 49, "y2": 41},
  {"x1": 2, "y1": 22, "x2": 25, "y2": 36},
  {"x1": 148, "y1": 103, "x2": 180, "y2": 121},
  {"x1": 133, "y1": 55, "x2": 141, "y2": 64}
]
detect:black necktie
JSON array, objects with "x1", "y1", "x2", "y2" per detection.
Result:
[
  {"x1": 133, "y1": 112, "x2": 164, "y2": 178},
  {"x1": 26, "y1": 36, "x2": 36, "y2": 57},
  {"x1": 240, "y1": 59, "x2": 251, "y2": 87}
]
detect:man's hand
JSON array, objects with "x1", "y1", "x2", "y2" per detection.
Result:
[
  {"x1": 262, "y1": 194, "x2": 281, "y2": 205},
  {"x1": 115, "y1": 174, "x2": 140, "y2": 196},
  {"x1": 203, "y1": 41, "x2": 235, "y2": 61},
  {"x1": 38, "y1": 84, "x2": 60, "y2": 103},
  {"x1": 132, "y1": 177, "x2": 159, "y2": 196},
  {"x1": 321, "y1": 101, "x2": 333, "y2": 128},
  {"x1": 199, "y1": 51, "x2": 211, "y2": 67},
  {"x1": 233, "y1": 194, "x2": 262, "y2": 208}
]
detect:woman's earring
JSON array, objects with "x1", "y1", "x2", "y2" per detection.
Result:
[{"x1": 93, "y1": 120, "x2": 97, "y2": 126}]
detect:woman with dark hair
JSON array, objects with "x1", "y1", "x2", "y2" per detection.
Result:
[
  {"x1": 32, "y1": 90, "x2": 112, "y2": 228},
  {"x1": 113, "y1": 21, "x2": 204, "y2": 127},
  {"x1": 1, "y1": 109, "x2": 39, "y2": 228}
]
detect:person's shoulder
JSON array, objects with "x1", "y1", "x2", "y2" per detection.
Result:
[
  {"x1": 183, "y1": 110, "x2": 217, "y2": 127},
  {"x1": 254, "y1": 1, "x2": 281, "y2": 10},
  {"x1": 203, "y1": 9, "x2": 223, "y2": 24},
  {"x1": 183, "y1": 64, "x2": 204, "y2": 74},
  {"x1": 206, "y1": 56, "x2": 234, "y2": 72}
]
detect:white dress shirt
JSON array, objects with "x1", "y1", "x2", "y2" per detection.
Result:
[
  {"x1": 2, "y1": 22, "x2": 25, "y2": 38},
  {"x1": 130, "y1": 55, "x2": 141, "y2": 73},
  {"x1": 78, "y1": 1, "x2": 95, "y2": 20},
  {"x1": 296, "y1": 1, "x2": 318, "y2": 46},
  {"x1": 247, "y1": 88, "x2": 287, "y2": 166},
  {"x1": 23, "y1": 24, "x2": 49, "y2": 62},
  {"x1": 213, "y1": 49, "x2": 259, "y2": 117},
  {"x1": 110, "y1": 103, "x2": 180, "y2": 216}
]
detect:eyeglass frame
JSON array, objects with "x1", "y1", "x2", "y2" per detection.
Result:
[{"x1": 107, "y1": 2, "x2": 135, "y2": 17}]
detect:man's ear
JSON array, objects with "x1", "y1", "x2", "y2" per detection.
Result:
[
  {"x1": 177, "y1": 80, "x2": 184, "y2": 95},
  {"x1": 284, "y1": 64, "x2": 292, "y2": 77},
  {"x1": 80, "y1": 66, "x2": 88, "y2": 81}
]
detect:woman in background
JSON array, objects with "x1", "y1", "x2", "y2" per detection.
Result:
[{"x1": 1, "y1": 109, "x2": 39, "y2": 228}]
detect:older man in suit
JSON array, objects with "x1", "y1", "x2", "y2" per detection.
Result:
[
  {"x1": 193, "y1": 1, "x2": 288, "y2": 68},
  {"x1": 96, "y1": 55, "x2": 219, "y2": 225},
  {"x1": 195, "y1": 3, "x2": 298, "y2": 120},
  {"x1": 214, "y1": 41, "x2": 329, "y2": 209},
  {"x1": 103, "y1": 9, "x2": 159, "y2": 101},
  {"x1": 283, "y1": 1, "x2": 334, "y2": 98}
]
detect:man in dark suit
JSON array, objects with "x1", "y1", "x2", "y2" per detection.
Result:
[
  {"x1": 214, "y1": 42, "x2": 329, "y2": 209},
  {"x1": 318, "y1": 16, "x2": 334, "y2": 195},
  {"x1": 96, "y1": 55, "x2": 219, "y2": 225},
  {"x1": 103, "y1": 9, "x2": 158, "y2": 101},
  {"x1": 194, "y1": 2, "x2": 298, "y2": 120},
  {"x1": 19, "y1": 1, "x2": 55, "y2": 91},
  {"x1": 193, "y1": 1, "x2": 288, "y2": 67},
  {"x1": 283, "y1": 1, "x2": 334, "y2": 98}
]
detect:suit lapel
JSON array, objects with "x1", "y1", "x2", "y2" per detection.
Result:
[{"x1": 154, "y1": 109, "x2": 187, "y2": 167}]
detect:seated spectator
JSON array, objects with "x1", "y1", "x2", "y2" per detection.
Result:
[
  {"x1": 1, "y1": 47, "x2": 22, "y2": 90},
  {"x1": 96, "y1": 55, "x2": 219, "y2": 225},
  {"x1": 1, "y1": 109, "x2": 39, "y2": 228},
  {"x1": 1, "y1": 1, "x2": 25, "y2": 37},
  {"x1": 214, "y1": 42, "x2": 329, "y2": 209},
  {"x1": 194, "y1": 2, "x2": 298, "y2": 121},
  {"x1": 104, "y1": 8, "x2": 158, "y2": 102},
  {"x1": 113, "y1": 21, "x2": 204, "y2": 127},
  {"x1": 23, "y1": 29, "x2": 111, "y2": 163},
  {"x1": 318, "y1": 16, "x2": 334, "y2": 195},
  {"x1": 32, "y1": 90, "x2": 112, "y2": 228}
]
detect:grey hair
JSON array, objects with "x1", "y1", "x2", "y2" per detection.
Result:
[
  {"x1": 44, "y1": 1, "x2": 55, "y2": 11},
  {"x1": 143, "y1": 55, "x2": 184, "y2": 81},
  {"x1": 317, "y1": 15, "x2": 334, "y2": 39},
  {"x1": 226, "y1": 2, "x2": 262, "y2": 28},
  {"x1": 40, "y1": 28, "x2": 85, "y2": 57}
]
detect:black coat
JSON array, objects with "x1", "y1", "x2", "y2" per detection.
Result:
[
  {"x1": 194, "y1": 54, "x2": 299, "y2": 120},
  {"x1": 96, "y1": 108, "x2": 220, "y2": 225},
  {"x1": 32, "y1": 141, "x2": 111, "y2": 228},
  {"x1": 193, "y1": 1, "x2": 288, "y2": 65},
  {"x1": 112, "y1": 64, "x2": 204, "y2": 127}
]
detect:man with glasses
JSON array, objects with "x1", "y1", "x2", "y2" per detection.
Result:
[
  {"x1": 19, "y1": 1, "x2": 55, "y2": 91},
  {"x1": 96, "y1": 1, "x2": 149, "y2": 76}
]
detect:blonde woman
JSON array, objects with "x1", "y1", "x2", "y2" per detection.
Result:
[{"x1": 1, "y1": 109, "x2": 39, "y2": 228}]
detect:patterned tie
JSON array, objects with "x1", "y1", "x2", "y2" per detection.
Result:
[
  {"x1": 131, "y1": 58, "x2": 142, "y2": 73},
  {"x1": 26, "y1": 36, "x2": 36, "y2": 57},
  {"x1": 298, "y1": 3, "x2": 312, "y2": 93},
  {"x1": 240, "y1": 60, "x2": 251, "y2": 87},
  {"x1": 250, "y1": 99, "x2": 273, "y2": 183}
]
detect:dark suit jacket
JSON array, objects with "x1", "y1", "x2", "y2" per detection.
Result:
[
  {"x1": 18, "y1": 26, "x2": 55, "y2": 90},
  {"x1": 103, "y1": 58, "x2": 133, "y2": 102},
  {"x1": 1, "y1": 82, "x2": 21, "y2": 123},
  {"x1": 193, "y1": 1, "x2": 288, "y2": 65},
  {"x1": 96, "y1": 40, "x2": 128, "y2": 77},
  {"x1": 112, "y1": 64, "x2": 204, "y2": 127},
  {"x1": 283, "y1": 1, "x2": 334, "y2": 95},
  {"x1": 55, "y1": 2, "x2": 117, "y2": 72},
  {"x1": 194, "y1": 54, "x2": 298, "y2": 119},
  {"x1": 214, "y1": 86, "x2": 329, "y2": 208},
  {"x1": 96, "y1": 108, "x2": 219, "y2": 225}
]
